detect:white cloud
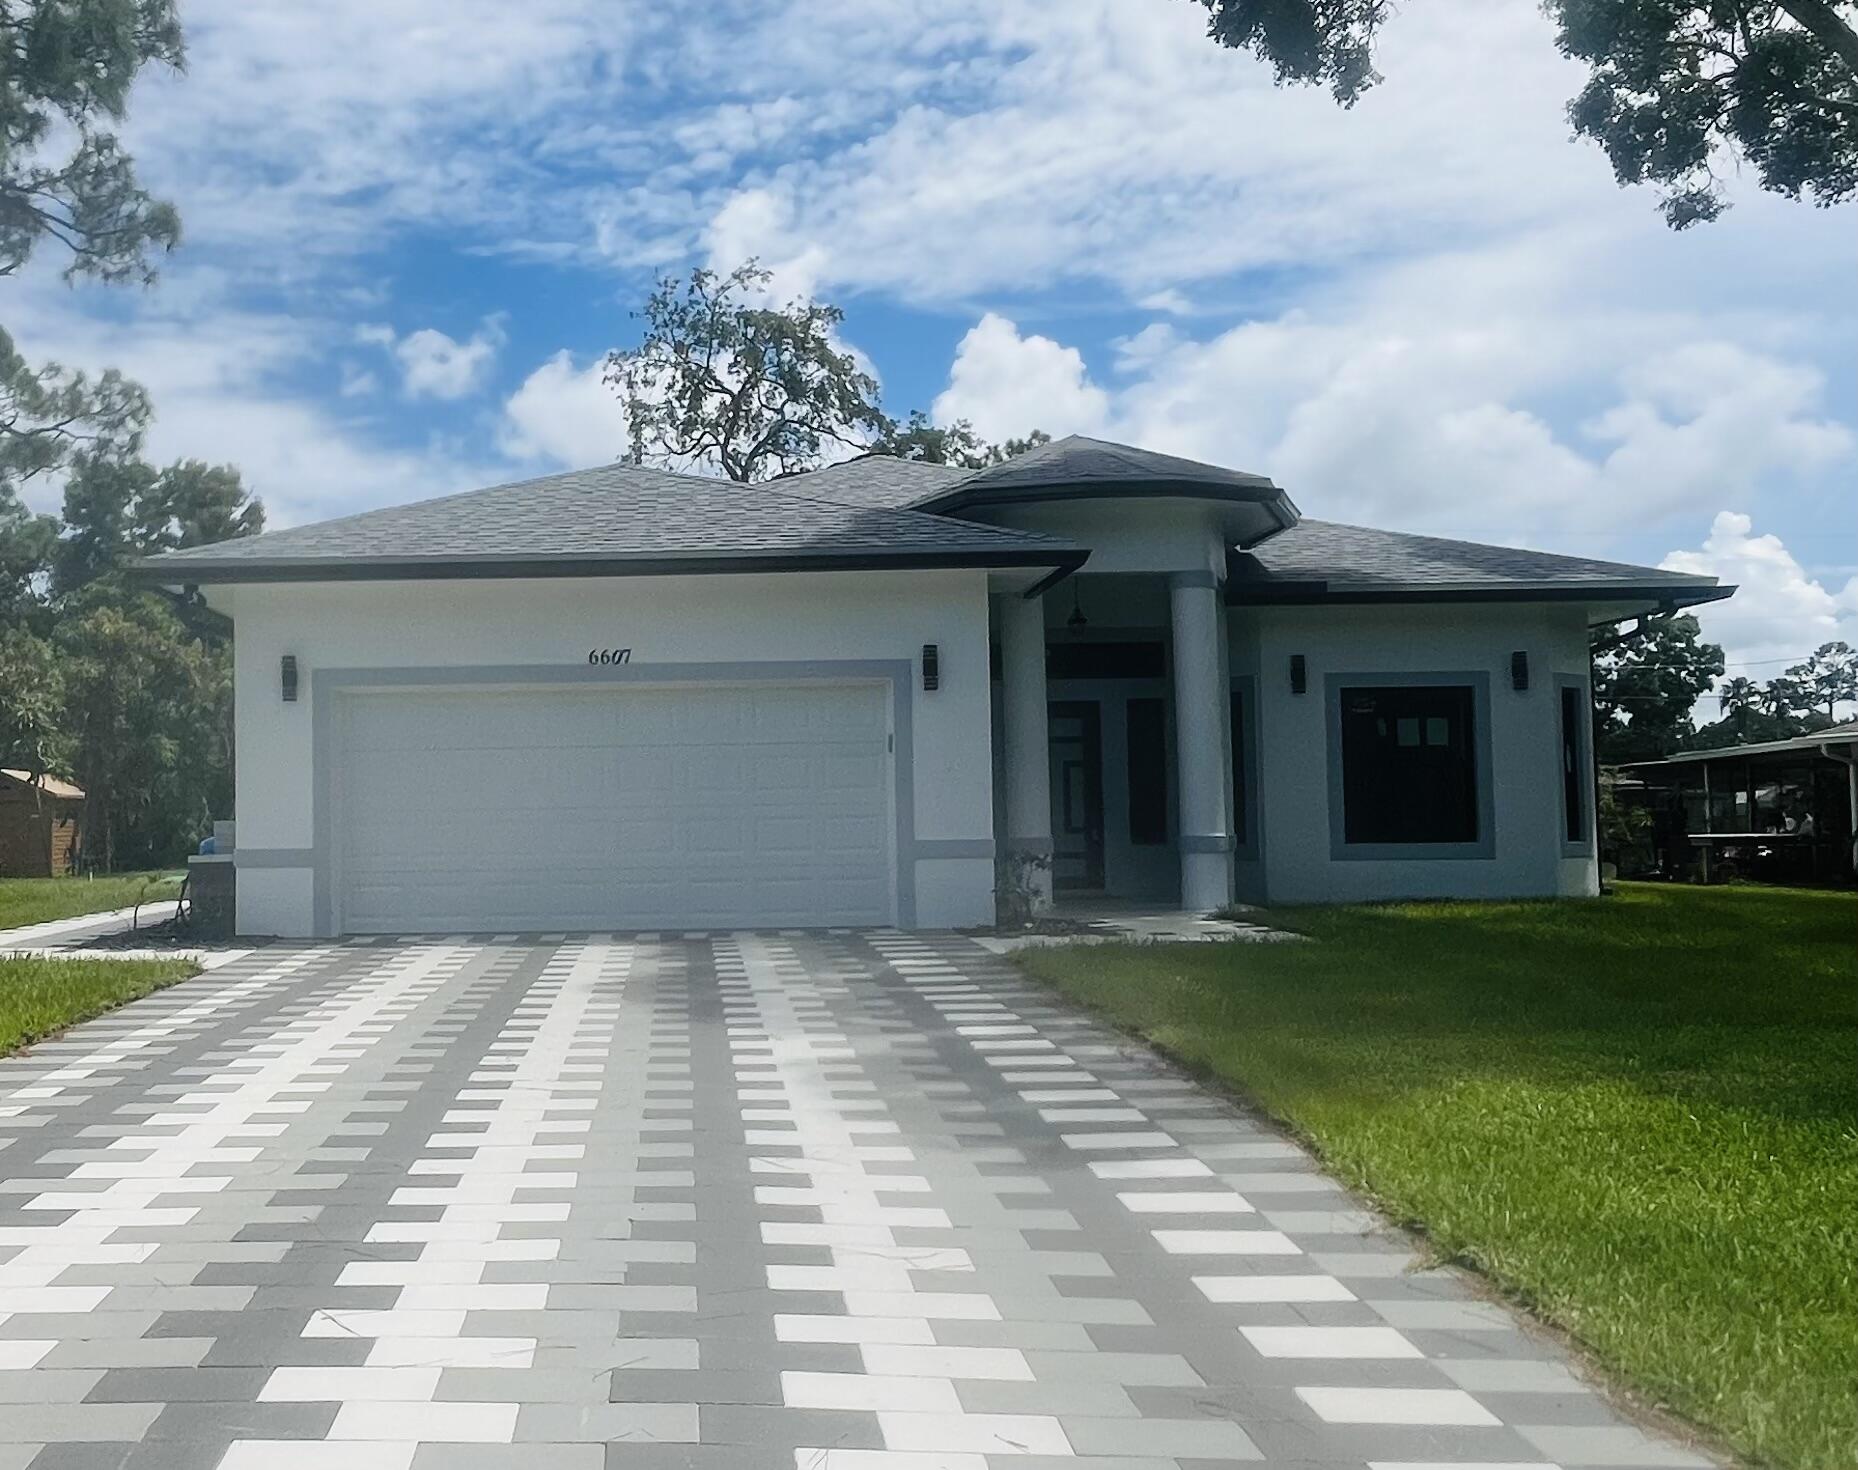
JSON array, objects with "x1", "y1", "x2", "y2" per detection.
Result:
[
  {"x1": 1137, "y1": 289, "x2": 1192, "y2": 316},
  {"x1": 0, "y1": 0, "x2": 1839, "y2": 554},
  {"x1": 1, "y1": 278, "x2": 495, "y2": 529},
  {"x1": 499, "y1": 351, "x2": 630, "y2": 469},
  {"x1": 933, "y1": 313, "x2": 1108, "y2": 441},
  {"x1": 361, "y1": 319, "x2": 505, "y2": 400},
  {"x1": 918, "y1": 298, "x2": 1852, "y2": 545},
  {"x1": 1663, "y1": 514, "x2": 1858, "y2": 696}
]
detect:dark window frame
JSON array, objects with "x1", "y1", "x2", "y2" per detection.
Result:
[{"x1": 1325, "y1": 672, "x2": 1496, "y2": 861}]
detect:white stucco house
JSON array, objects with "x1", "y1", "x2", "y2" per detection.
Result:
[{"x1": 141, "y1": 436, "x2": 1733, "y2": 937}]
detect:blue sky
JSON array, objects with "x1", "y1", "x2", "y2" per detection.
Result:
[{"x1": 11, "y1": 0, "x2": 1854, "y2": 694}]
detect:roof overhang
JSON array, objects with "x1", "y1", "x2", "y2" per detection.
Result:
[
  {"x1": 135, "y1": 545, "x2": 1091, "y2": 587},
  {"x1": 919, "y1": 480, "x2": 1300, "y2": 551},
  {"x1": 1223, "y1": 572, "x2": 1734, "y2": 620}
]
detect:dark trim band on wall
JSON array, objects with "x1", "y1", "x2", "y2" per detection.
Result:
[
  {"x1": 1004, "y1": 836, "x2": 1055, "y2": 857},
  {"x1": 234, "y1": 848, "x2": 316, "y2": 869},
  {"x1": 1180, "y1": 833, "x2": 1236, "y2": 854},
  {"x1": 311, "y1": 660, "x2": 918, "y2": 937},
  {"x1": 913, "y1": 839, "x2": 995, "y2": 860}
]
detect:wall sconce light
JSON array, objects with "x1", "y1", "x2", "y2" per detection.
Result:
[
  {"x1": 1289, "y1": 654, "x2": 1307, "y2": 695},
  {"x1": 922, "y1": 644, "x2": 940, "y2": 691},
  {"x1": 1066, "y1": 581, "x2": 1088, "y2": 630},
  {"x1": 281, "y1": 654, "x2": 299, "y2": 703},
  {"x1": 1510, "y1": 651, "x2": 1530, "y2": 692}
]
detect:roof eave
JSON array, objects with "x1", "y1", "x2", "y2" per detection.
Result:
[
  {"x1": 132, "y1": 545, "x2": 1091, "y2": 587},
  {"x1": 1223, "y1": 580, "x2": 1734, "y2": 613}
]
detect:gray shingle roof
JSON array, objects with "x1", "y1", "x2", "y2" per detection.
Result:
[
  {"x1": 141, "y1": 461, "x2": 1084, "y2": 583},
  {"x1": 910, "y1": 435, "x2": 1286, "y2": 516},
  {"x1": 1231, "y1": 520, "x2": 1724, "y2": 602}
]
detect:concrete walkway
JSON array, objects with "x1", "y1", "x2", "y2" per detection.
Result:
[
  {"x1": 0, "y1": 932, "x2": 1715, "y2": 1468},
  {"x1": 0, "y1": 899, "x2": 185, "y2": 954}
]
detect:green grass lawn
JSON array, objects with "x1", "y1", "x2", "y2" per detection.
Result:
[
  {"x1": 0, "y1": 955, "x2": 197, "y2": 1056},
  {"x1": 1018, "y1": 882, "x2": 1858, "y2": 1470},
  {"x1": 0, "y1": 871, "x2": 183, "y2": 931}
]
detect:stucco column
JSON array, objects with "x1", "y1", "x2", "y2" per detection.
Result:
[
  {"x1": 999, "y1": 591, "x2": 1054, "y2": 914},
  {"x1": 1170, "y1": 570, "x2": 1234, "y2": 911}
]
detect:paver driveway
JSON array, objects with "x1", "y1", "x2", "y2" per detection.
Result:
[{"x1": 0, "y1": 933, "x2": 1711, "y2": 1470}]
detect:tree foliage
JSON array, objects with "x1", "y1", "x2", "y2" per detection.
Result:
[
  {"x1": 1785, "y1": 639, "x2": 1856, "y2": 719},
  {"x1": 0, "y1": 449, "x2": 257, "y2": 864},
  {"x1": 1591, "y1": 613, "x2": 1725, "y2": 761},
  {"x1": 1194, "y1": 0, "x2": 1858, "y2": 226},
  {"x1": 55, "y1": 452, "x2": 260, "y2": 598},
  {"x1": 53, "y1": 590, "x2": 231, "y2": 870},
  {"x1": 0, "y1": 0, "x2": 184, "y2": 284},
  {"x1": 871, "y1": 411, "x2": 1052, "y2": 468},
  {"x1": 607, "y1": 261, "x2": 890, "y2": 482},
  {"x1": 1680, "y1": 640, "x2": 1855, "y2": 749},
  {"x1": 0, "y1": 1, "x2": 257, "y2": 870},
  {"x1": 607, "y1": 263, "x2": 1054, "y2": 483}
]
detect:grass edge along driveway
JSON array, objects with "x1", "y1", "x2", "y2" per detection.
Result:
[
  {"x1": 1016, "y1": 883, "x2": 1858, "y2": 1470},
  {"x1": 0, "y1": 872, "x2": 183, "y2": 932},
  {"x1": 0, "y1": 955, "x2": 197, "y2": 1057}
]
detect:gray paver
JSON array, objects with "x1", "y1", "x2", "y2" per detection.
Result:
[{"x1": 0, "y1": 933, "x2": 1719, "y2": 1468}]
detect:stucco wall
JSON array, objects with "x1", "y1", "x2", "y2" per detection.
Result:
[
  {"x1": 1237, "y1": 602, "x2": 1599, "y2": 904},
  {"x1": 222, "y1": 569, "x2": 997, "y2": 936}
]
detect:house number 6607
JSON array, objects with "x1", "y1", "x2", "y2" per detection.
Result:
[{"x1": 587, "y1": 648, "x2": 632, "y2": 665}]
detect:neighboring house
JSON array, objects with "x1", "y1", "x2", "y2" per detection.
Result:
[
  {"x1": 137, "y1": 436, "x2": 1732, "y2": 937},
  {"x1": 0, "y1": 769, "x2": 85, "y2": 878},
  {"x1": 1617, "y1": 720, "x2": 1858, "y2": 884}
]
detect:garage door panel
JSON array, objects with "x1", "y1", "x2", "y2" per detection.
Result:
[{"x1": 336, "y1": 683, "x2": 894, "y2": 932}]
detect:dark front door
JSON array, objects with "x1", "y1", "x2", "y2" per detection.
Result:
[{"x1": 1049, "y1": 701, "x2": 1105, "y2": 891}]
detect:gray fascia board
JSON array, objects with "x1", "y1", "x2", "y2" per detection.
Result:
[{"x1": 134, "y1": 545, "x2": 1091, "y2": 586}]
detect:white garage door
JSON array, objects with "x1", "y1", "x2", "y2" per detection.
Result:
[{"x1": 334, "y1": 682, "x2": 894, "y2": 932}]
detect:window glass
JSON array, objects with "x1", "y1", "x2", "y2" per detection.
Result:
[
  {"x1": 1126, "y1": 698, "x2": 1168, "y2": 846},
  {"x1": 1559, "y1": 684, "x2": 1586, "y2": 842},
  {"x1": 1339, "y1": 684, "x2": 1478, "y2": 845}
]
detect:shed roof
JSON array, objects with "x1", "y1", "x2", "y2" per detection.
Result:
[
  {"x1": 0, "y1": 770, "x2": 84, "y2": 800},
  {"x1": 1620, "y1": 721, "x2": 1858, "y2": 766}
]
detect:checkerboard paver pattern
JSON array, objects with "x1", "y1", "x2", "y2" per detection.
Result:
[{"x1": 0, "y1": 932, "x2": 1717, "y2": 1469}]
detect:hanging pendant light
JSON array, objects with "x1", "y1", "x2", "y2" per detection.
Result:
[{"x1": 1067, "y1": 580, "x2": 1088, "y2": 630}]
